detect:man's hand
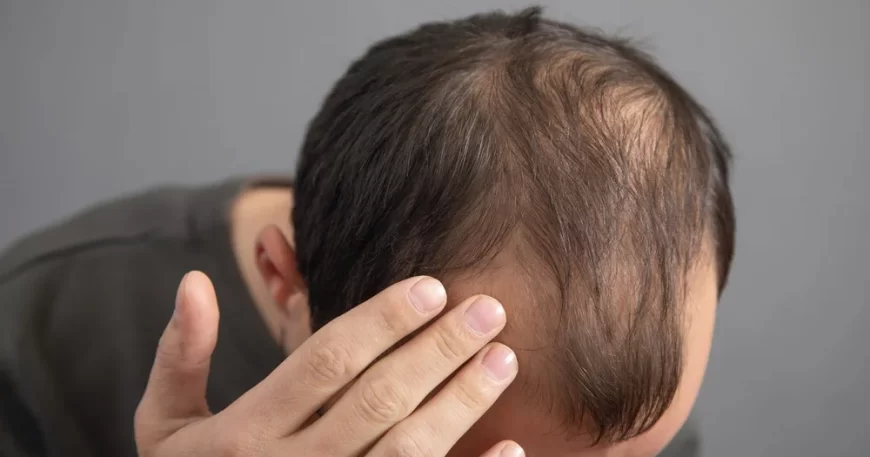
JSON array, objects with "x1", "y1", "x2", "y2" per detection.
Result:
[{"x1": 134, "y1": 271, "x2": 523, "y2": 457}]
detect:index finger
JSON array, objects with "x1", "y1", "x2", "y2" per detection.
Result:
[{"x1": 225, "y1": 276, "x2": 448, "y2": 438}]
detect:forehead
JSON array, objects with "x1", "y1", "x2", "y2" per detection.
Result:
[
  {"x1": 442, "y1": 247, "x2": 551, "y2": 346},
  {"x1": 448, "y1": 388, "x2": 590, "y2": 457}
]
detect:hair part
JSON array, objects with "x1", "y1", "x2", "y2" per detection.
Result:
[{"x1": 293, "y1": 6, "x2": 735, "y2": 443}]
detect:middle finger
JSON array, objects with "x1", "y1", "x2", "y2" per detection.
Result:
[{"x1": 298, "y1": 294, "x2": 507, "y2": 455}]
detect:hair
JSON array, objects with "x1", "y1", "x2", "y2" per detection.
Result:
[{"x1": 292, "y1": 6, "x2": 735, "y2": 443}]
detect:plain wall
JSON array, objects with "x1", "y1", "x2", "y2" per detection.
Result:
[{"x1": 1, "y1": 1, "x2": 867, "y2": 456}]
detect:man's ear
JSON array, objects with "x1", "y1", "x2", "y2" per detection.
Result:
[{"x1": 254, "y1": 225, "x2": 306, "y2": 307}]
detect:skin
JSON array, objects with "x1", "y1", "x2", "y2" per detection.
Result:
[
  {"x1": 135, "y1": 186, "x2": 718, "y2": 457},
  {"x1": 445, "y1": 240, "x2": 718, "y2": 457}
]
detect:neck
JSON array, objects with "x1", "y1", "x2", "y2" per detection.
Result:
[{"x1": 229, "y1": 185, "x2": 296, "y2": 347}]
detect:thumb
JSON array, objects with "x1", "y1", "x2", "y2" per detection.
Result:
[{"x1": 136, "y1": 271, "x2": 220, "y2": 430}]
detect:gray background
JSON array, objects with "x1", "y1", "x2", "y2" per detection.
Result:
[{"x1": 1, "y1": 0, "x2": 867, "y2": 456}]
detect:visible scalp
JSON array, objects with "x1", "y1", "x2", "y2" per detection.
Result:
[{"x1": 293, "y1": 5, "x2": 734, "y2": 444}]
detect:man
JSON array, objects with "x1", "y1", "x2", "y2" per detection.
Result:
[{"x1": 0, "y1": 7, "x2": 732, "y2": 457}]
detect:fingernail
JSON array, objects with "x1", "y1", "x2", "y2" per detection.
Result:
[
  {"x1": 409, "y1": 277, "x2": 447, "y2": 314},
  {"x1": 481, "y1": 345, "x2": 517, "y2": 381},
  {"x1": 500, "y1": 443, "x2": 525, "y2": 457},
  {"x1": 464, "y1": 297, "x2": 505, "y2": 335}
]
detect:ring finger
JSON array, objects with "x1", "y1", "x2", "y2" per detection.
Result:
[
  {"x1": 296, "y1": 295, "x2": 507, "y2": 455},
  {"x1": 366, "y1": 343, "x2": 519, "y2": 457}
]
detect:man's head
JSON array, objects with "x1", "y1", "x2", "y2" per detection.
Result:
[{"x1": 265, "y1": 6, "x2": 734, "y2": 456}]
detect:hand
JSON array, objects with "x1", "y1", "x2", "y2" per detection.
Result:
[{"x1": 134, "y1": 271, "x2": 523, "y2": 457}]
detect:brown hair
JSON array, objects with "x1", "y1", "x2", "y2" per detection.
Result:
[{"x1": 293, "y1": 6, "x2": 735, "y2": 442}]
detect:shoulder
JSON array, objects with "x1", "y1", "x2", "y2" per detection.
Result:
[
  {"x1": 0, "y1": 184, "x2": 205, "y2": 281},
  {"x1": 0, "y1": 180, "x2": 253, "y2": 456},
  {"x1": 0, "y1": 183, "x2": 226, "y2": 372}
]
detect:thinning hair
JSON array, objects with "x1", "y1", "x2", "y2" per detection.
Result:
[{"x1": 293, "y1": 6, "x2": 735, "y2": 442}]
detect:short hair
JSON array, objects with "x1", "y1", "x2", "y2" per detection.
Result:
[{"x1": 292, "y1": 6, "x2": 735, "y2": 443}]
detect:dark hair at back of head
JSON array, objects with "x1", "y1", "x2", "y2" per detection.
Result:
[{"x1": 293, "y1": 6, "x2": 735, "y2": 443}]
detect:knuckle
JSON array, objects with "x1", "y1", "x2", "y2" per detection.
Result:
[
  {"x1": 304, "y1": 338, "x2": 356, "y2": 385},
  {"x1": 132, "y1": 416, "x2": 151, "y2": 453},
  {"x1": 429, "y1": 325, "x2": 468, "y2": 362},
  {"x1": 132, "y1": 405, "x2": 153, "y2": 443},
  {"x1": 154, "y1": 333, "x2": 181, "y2": 367},
  {"x1": 357, "y1": 375, "x2": 413, "y2": 424},
  {"x1": 152, "y1": 332, "x2": 209, "y2": 372},
  {"x1": 132, "y1": 401, "x2": 168, "y2": 452},
  {"x1": 385, "y1": 427, "x2": 434, "y2": 457},
  {"x1": 377, "y1": 296, "x2": 414, "y2": 336},
  {"x1": 450, "y1": 376, "x2": 489, "y2": 413},
  {"x1": 132, "y1": 402, "x2": 147, "y2": 433}
]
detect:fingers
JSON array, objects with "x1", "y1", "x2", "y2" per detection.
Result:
[
  {"x1": 299, "y1": 295, "x2": 507, "y2": 455},
  {"x1": 227, "y1": 276, "x2": 448, "y2": 438},
  {"x1": 365, "y1": 343, "x2": 519, "y2": 457},
  {"x1": 479, "y1": 441, "x2": 525, "y2": 457},
  {"x1": 135, "y1": 271, "x2": 219, "y2": 435}
]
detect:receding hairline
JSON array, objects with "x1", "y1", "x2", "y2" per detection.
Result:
[
  {"x1": 292, "y1": 5, "x2": 734, "y2": 444},
  {"x1": 413, "y1": 24, "x2": 721, "y2": 440}
]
